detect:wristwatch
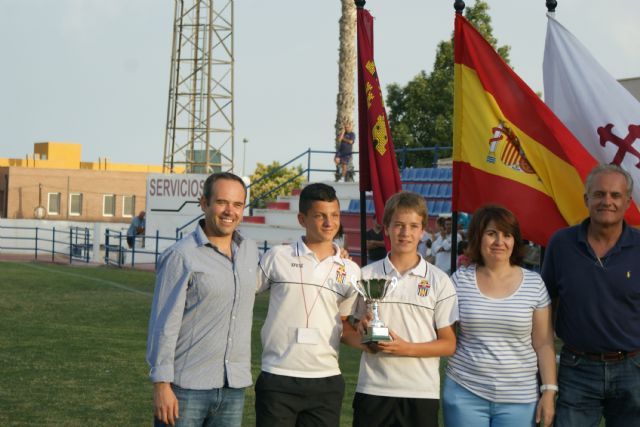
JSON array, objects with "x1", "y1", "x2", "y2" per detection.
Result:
[{"x1": 540, "y1": 384, "x2": 559, "y2": 393}]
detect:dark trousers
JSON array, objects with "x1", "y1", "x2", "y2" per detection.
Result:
[
  {"x1": 352, "y1": 392, "x2": 439, "y2": 427},
  {"x1": 255, "y1": 371, "x2": 345, "y2": 427}
]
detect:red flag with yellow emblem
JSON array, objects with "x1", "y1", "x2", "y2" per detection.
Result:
[
  {"x1": 451, "y1": 13, "x2": 640, "y2": 245},
  {"x1": 357, "y1": 7, "x2": 402, "y2": 224}
]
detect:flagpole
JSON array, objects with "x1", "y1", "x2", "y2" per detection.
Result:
[
  {"x1": 542, "y1": 1, "x2": 557, "y2": 268},
  {"x1": 355, "y1": 0, "x2": 368, "y2": 266},
  {"x1": 451, "y1": 0, "x2": 464, "y2": 273}
]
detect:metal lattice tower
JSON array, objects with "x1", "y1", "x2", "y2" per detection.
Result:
[{"x1": 163, "y1": 0, "x2": 234, "y2": 174}]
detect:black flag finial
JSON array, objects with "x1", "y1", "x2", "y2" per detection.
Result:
[
  {"x1": 546, "y1": 0, "x2": 557, "y2": 12},
  {"x1": 454, "y1": 0, "x2": 465, "y2": 14}
]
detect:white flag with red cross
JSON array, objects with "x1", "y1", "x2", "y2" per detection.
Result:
[{"x1": 543, "y1": 13, "x2": 640, "y2": 217}]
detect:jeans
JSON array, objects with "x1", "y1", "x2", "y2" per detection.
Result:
[
  {"x1": 442, "y1": 376, "x2": 536, "y2": 427},
  {"x1": 555, "y1": 347, "x2": 640, "y2": 427},
  {"x1": 154, "y1": 385, "x2": 246, "y2": 427}
]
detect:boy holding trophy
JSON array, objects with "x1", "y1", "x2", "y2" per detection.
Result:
[
  {"x1": 255, "y1": 183, "x2": 361, "y2": 427},
  {"x1": 351, "y1": 191, "x2": 458, "y2": 427}
]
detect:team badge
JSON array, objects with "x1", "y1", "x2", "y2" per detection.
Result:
[
  {"x1": 335, "y1": 265, "x2": 347, "y2": 285},
  {"x1": 417, "y1": 279, "x2": 431, "y2": 297}
]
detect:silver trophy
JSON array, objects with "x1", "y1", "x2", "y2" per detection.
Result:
[{"x1": 353, "y1": 277, "x2": 398, "y2": 343}]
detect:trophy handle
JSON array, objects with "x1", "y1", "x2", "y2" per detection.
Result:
[
  {"x1": 383, "y1": 277, "x2": 398, "y2": 299},
  {"x1": 352, "y1": 279, "x2": 368, "y2": 299}
]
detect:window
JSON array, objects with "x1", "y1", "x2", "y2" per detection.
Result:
[
  {"x1": 48, "y1": 192, "x2": 61, "y2": 215},
  {"x1": 103, "y1": 194, "x2": 116, "y2": 216},
  {"x1": 122, "y1": 195, "x2": 135, "y2": 217},
  {"x1": 69, "y1": 193, "x2": 83, "y2": 216}
]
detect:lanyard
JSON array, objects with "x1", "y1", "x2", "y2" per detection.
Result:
[{"x1": 297, "y1": 241, "x2": 335, "y2": 328}]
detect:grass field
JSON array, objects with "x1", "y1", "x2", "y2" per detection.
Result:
[{"x1": 0, "y1": 261, "x2": 370, "y2": 426}]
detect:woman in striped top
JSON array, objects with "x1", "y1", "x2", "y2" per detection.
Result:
[{"x1": 442, "y1": 205, "x2": 556, "y2": 427}]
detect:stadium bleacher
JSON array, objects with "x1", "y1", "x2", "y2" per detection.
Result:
[{"x1": 344, "y1": 167, "x2": 453, "y2": 217}]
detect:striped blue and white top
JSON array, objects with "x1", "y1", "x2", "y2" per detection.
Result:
[{"x1": 446, "y1": 264, "x2": 551, "y2": 403}]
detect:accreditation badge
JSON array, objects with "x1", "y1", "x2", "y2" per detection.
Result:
[{"x1": 296, "y1": 327, "x2": 320, "y2": 345}]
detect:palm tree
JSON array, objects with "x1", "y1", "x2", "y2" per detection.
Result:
[{"x1": 334, "y1": 0, "x2": 356, "y2": 181}]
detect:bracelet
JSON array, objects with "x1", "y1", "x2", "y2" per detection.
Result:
[{"x1": 540, "y1": 384, "x2": 559, "y2": 393}]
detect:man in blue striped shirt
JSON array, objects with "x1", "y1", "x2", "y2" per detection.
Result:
[{"x1": 147, "y1": 172, "x2": 258, "y2": 427}]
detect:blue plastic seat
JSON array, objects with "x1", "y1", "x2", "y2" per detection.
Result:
[
  {"x1": 365, "y1": 199, "x2": 375, "y2": 214},
  {"x1": 427, "y1": 200, "x2": 436, "y2": 216},
  {"x1": 425, "y1": 183, "x2": 437, "y2": 198},
  {"x1": 444, "y1": 184, "x2": 452, "y2": 198},
  {"x1": 347, "y1": 199, "x2": 360, "y2": 213},
  {"x1": 444, "y1": 168, "x2": 453, "y2": 182}
]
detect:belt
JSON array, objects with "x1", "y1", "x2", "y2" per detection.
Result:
[{"x1": 564, "y1": 345, "x2": 640, "y2": 362}]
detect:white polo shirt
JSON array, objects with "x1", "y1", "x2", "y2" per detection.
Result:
[
  {"x1": 356, "y1": 256, "x2": 458, "y2": 399},
  {"x1": 258, "y1": 237, "x2": 360, "y2": 378}
]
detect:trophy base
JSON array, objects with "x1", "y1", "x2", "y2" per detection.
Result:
[{"x1": 361, "y1": 326, "x2": 392, "y2": 343}]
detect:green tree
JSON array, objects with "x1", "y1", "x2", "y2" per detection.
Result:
[
  {"x1": 249, "y1": 162, "x2": 306, "y2": 208},
  {"x1": 387, "y1": 0, "x2": 510, "y2": 167}
]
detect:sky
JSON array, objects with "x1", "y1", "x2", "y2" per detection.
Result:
[{"x1": 1, "y1": 0, "x2": 639, "y2": 179}]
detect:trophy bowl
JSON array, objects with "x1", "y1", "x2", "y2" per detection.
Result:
[{"x1": 353, "y1": 277, "x2": 397, "y2": 343}]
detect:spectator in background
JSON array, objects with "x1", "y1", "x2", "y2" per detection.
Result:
[
  {"x1": 432, "y1": 217, "x2": 461, "y2": 275},
  {"x1": 366, "y1": 220, "x2": 386, "y2": 262},
  {"x1": 127, "y1": 211, "x2": 146, "y2": 248},
  {"x1": 335, "y1": 122, "x2": 355, "y2": 182},
  {"x1": 417, "y1": 229, "x2": 432, "y2": 261},
  {"x1": 522, "y1": 240, "x2": 541, "y2": 272},
  {"x1": 456, "y1": 240, "x2": 470, "y2": 268}
]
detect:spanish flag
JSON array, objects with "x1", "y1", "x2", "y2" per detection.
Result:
[
  {"x1": 357, "y1": 7, "x2": 402, "y2": 225},
  {"x1": 453, "y1": 13, "x2": 597, "y2": 245}
]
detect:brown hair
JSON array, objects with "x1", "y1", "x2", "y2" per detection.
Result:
[
  {"x1": 382, "y1": 191, "x2": 428, "y2": 229},
  {"x1": 202, "y1": 172, "x2": 247, "y2": 204},
  {"x1": 467, "y1": 204, "x2": 524, "y2": 266}
]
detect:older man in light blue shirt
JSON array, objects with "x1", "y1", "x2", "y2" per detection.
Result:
[{"x1": 147, "y1": 172, "x2": 258, "y2": 427}]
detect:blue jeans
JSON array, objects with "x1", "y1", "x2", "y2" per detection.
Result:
[
  {"x1": 442, "y1": 376, "x2": 536, "y2": 427},
  {"x1": 556, "y1": 347, "x2": 640, "y2": 427},
  {"x1": 154, "y1": 385, "x2": 246, "y2": 427}
]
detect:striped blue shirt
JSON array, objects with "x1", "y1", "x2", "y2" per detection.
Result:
[
  {"x1": 146, "y1": 220, "x2": 258, "y2": 389},
  {"x1": 446, "y1": 265, "x2": 550, "y2": 403}
]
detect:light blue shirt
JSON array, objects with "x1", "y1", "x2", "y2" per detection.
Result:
[
  {"x1": 127, "y1": 216, "x2": 145, "y2": 237},
  {"x1": 146, "y1": 220, "x2": 258, "y2": 389}
]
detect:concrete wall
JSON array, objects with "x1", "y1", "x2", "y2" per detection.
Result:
[{"x1": 619, "y1": 77, "x2": 640, "y2": 102}]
